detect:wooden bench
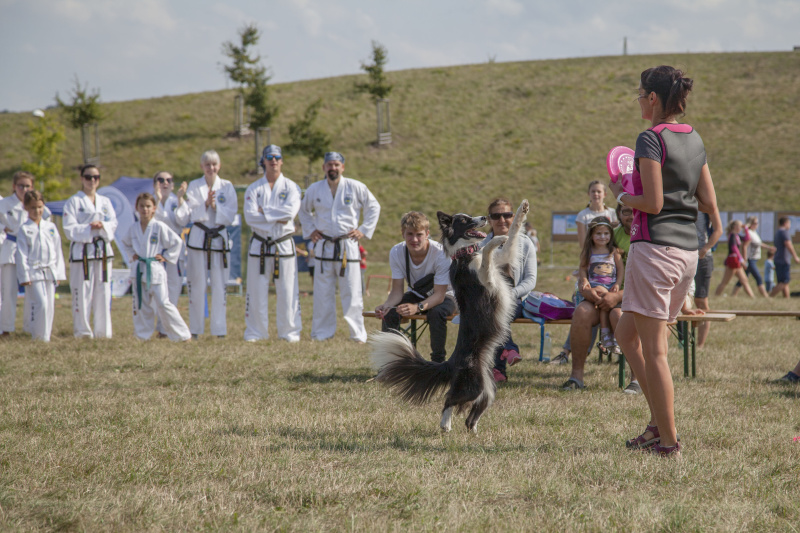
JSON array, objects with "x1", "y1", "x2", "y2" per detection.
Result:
[
  {"x1": 711, "y1": 309, "x2": 800, "y2": 318},
  {"x1": 364, "y1": 311, "x2": 736, "y2": 387},
  {"x1": 362, "y1": 312, "x2": 571, "y2": 362}
]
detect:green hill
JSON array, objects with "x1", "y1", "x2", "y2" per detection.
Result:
[{"x1": 1, "y1": 52, "x2": 798, "y2": 262}]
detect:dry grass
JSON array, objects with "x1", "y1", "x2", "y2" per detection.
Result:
[{"x1": 1, "y1": 266, "x2": 799, "y2": 531}]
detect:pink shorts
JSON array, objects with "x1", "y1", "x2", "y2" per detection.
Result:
[{"x1": 622, "y1": 242, "x2": 698, "y2": 322}]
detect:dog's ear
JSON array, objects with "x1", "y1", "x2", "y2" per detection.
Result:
[{"x1": 436, "y1": 211, "x2": 452, "y2": 229}]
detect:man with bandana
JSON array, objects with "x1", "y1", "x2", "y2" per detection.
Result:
[
  {"x1": 243, "y1": 145, "x2": 302, "y2": 342},
  {"x1": 298, "y1": 152, "x2": 381, "y2": 342}
]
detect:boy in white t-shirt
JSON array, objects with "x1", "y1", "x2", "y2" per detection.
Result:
[{"x1": 375, "y1": 212, "x2": 455, "y2": 362}]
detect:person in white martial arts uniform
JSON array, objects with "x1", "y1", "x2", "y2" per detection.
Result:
[
  {"x1": 0, "y1": 171, "x2": 52, "y2": 336},
  {"x1": 298, "y1": 151, "x2": 381, "y2": 343},
  {"x1": 243, "y1": 145, "x2": 302, "y2": 342},
  {"x1": 174, "y1": 150, "x2": 238, "y2": 338},
  {"x1": 15, "y1": 190, "x2": 66, "y2": 342},
  {"x1": 118, "y1": 193, "x2": 191, "y2": 342},
  {"x1": 62, "y1": 164, "x2": 117, "y2": 339},
  {"x1": 152, "y1": 170, "x2": 187, "y2": 337}
]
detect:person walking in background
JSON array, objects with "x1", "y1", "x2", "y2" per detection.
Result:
[
  {"x1": 0, "y1": 171, "x2": 51, "y2": 336},
  {"x1": 243, "y1": 145, "x2": 302, "y2": 343},
  {"x1": 15, "y1": 190, "x2": 65, "y2": 342},
  {"x1": 175, "y1": 150, "x2": 238, "y2": 338},
  {"x1": 152, "y1": 170, "x2": 186, "y2": 338},
  {"x1": 764, "y1": 249, "x2": 776, "y2": 293},
  {"x1": 611, "y1": 65, "x2": 720, "y2": 457},
  {"x1": 714, "y1": 220, "x2": 754, "y2": 298},
  {"x1": 770, "y1": 216, "x2": 800, "y2": 298},
  {"x1": 119, "y1": 193, "x2": 191, "y2": 342},
  {"x1": 298, "y1": 151, "x2": 380, "y2": 343},
  {"x1": 732, "y1": 216, "x2": 774, "y2": 298},
  {"x1": 63, "y1": 164, "x2": 117, "y2": 339}
]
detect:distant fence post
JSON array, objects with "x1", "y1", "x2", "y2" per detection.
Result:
[
  {"x1": 81, "y1": 122, "x2": 100, "y2": 165},
  {"x1": 376, "y1": 98, "x2": 391, "y2": 147},
  {"x1": 254, "y1": 127, "x2": 271, "y2": 170}
]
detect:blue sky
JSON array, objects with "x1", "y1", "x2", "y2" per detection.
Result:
[{"x1": 1, "y1": 0, "x2": 798, "y2": 111}]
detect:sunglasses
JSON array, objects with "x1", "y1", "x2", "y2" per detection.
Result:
[
  {"x1": 156, "y1": 177, "x2": 173, "y2": 184},
  {"x1": 620, "y1": 209, "x2": 633, "y2": 216},
  {"x1": 265, "y1": 155, "x2": 282, "y2": 161},
  {"x1": 82, "y1": 174, "x2": 101, "y2": 181},
  {"x1": 489, "y1": 212, "x2": 514, "y2": 221}
]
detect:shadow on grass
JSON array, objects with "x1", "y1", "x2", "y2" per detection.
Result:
[
  {"x1": 775, "y1": 388, "x2": 800, "y2": 399},
  {"x1": 263, "y1": 425, "x2": 531, "y2": 454},
  {"x1": 288, "y1": 369, "x2": 374, "y2": 384}
]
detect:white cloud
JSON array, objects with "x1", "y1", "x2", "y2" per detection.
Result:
[
  {"x1": 290, "y1": 0, "x2": 323, "y2": 36},
  {"x1": 485, "y1": 0, "x2": 524, "y2": 16}
]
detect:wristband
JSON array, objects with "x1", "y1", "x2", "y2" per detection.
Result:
[{"x1": 616, "y1": 192, "x2": 627, "y2": 205}]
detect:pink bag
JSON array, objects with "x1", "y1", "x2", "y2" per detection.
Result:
[{"x1": 522, "y1": 291, "x2": 575, "y2": 321}]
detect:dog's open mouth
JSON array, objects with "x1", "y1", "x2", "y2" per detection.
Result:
[{"x1": 465, "y1": 229, "x2": 487, "y2": 239}]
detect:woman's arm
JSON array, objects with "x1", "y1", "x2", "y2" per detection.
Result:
[{"x1": 609, "y1": 158, "x2": 664, "y2": 214}]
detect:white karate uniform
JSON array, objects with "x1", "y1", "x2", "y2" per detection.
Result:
[
  {"x1": 243, "y1": 173, "x2": 302, "y2": 342},
  {"x1": 62, "y1": 191, "x2": 117, "y2": 339},
  {"x1": 15, "y1": 218, "x2": 66, "y2": 342},
  {"x1": 118, "y1": 219, "x2": 191, "y2": 342},
  {"x1": 174, "y1": 176, "x2": 237, "y2": 336},
  {"x1": 0, "y1": 195, "x2": 51, "y2": 333},
  {"x1": 154, "y1": 192, "x2": 186, "y2": 334},
  {"x1": 298, "y1": 177, "x2": 380, "y2": 342}
]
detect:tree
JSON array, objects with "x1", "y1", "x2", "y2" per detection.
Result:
[
  {"x1": 355, "y1": 41, "x2": 393, "y2": 102},
  {"x1": 55, "y1": 76, "x2": 104, "y2": 130},
  {"x1": 55, "y1": 76, "x2": 105, "y2": 164},
  {"x1": 285, "y1": 99, "x2": 331, "y2": 175},
  {"x1": 21, "y1": 113, "x2": 69, "y2": 200},
  {"x1": 221, "y1": 23, "x2": 278, "y2": 131}
]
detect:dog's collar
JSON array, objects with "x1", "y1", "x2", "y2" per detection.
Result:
[{"x1": 451, "y1": 243, "x2": 481, "y2": 260}]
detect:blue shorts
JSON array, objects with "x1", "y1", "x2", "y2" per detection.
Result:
[{"x1": 775, "y1": 263, "x2": 791, "y2": 284}]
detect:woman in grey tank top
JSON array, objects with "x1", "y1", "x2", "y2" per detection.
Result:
[{"x1": 610, "y1": 66, "x2": 723, "y2": 458}]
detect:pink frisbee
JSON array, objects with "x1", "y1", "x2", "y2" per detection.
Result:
[{"x1": 606, "y1": 146, "x2": 635, "y2": 194}]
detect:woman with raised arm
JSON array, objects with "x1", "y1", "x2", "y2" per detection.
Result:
[{"x1": 611, "y1": 65, "x2": 722, "y2": 458}]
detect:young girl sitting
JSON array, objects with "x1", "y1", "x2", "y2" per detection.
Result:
[
  {"x1": 15, "y1": 191, "x2": 65, "y2": 342},
  {"x1": 118, "y1": 193, "x2": 191, "y2": 342},
  {"x1": 578, "y1": 216, "x2": 624, "y2": 350}
]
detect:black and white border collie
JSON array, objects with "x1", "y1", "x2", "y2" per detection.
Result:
[{"x1": 370, "y1": 199, "x2": 529, "y2": 433}]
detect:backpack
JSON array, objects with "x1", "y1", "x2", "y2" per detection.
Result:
[{"x1": 522, "y1": 291, "x2": 575, "y2": 321}]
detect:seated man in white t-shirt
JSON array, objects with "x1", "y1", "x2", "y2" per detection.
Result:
[{"x1": 375, "y1": 211, "x2": 456, "y2": 362}]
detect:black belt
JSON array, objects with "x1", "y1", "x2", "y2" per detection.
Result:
[
  {"x1": 187, "y1": 223, "x2": 228, "y2": 270},
  {"x1": 317, "y1": 234, "x2": 359, "y2": 277},
  {"x1": 5, "y1": 235, "x2": 16, "y2": 243},
  {"x1": 70, "y1": 237, "x2": 109, "y2": 282},
  {"x1": 249, "y1": 233, "x2": 295, "y2": 279}
]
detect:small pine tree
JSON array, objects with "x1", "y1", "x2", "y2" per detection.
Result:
[
  {"x1": 355, "y1": 41, "x2": 393, "y2": 102},
  {"x1": 21, "y1": 114, "x2": 70, "y2": 200},
  {"x1": 55, "y1": 76, "x2": 104, "y2": 130},
  {"x1": 286, "y1": 99, "x2": 331, "y2": 175},
  {"x1": 221, "y1": 23, "x2": 278, "y2": 131}
]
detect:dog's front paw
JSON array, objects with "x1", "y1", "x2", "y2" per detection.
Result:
[{"x1": 518, "y1": 199, "x2": 530, "y2": 217}]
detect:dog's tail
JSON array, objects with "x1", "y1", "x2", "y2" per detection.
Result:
[{"x1": 369, "y1": 331, "x2": 452, "y2": 405}]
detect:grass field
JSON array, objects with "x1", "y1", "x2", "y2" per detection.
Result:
[{"x1": 1, "y1": 264, "x2": 799, "y2": 531}]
